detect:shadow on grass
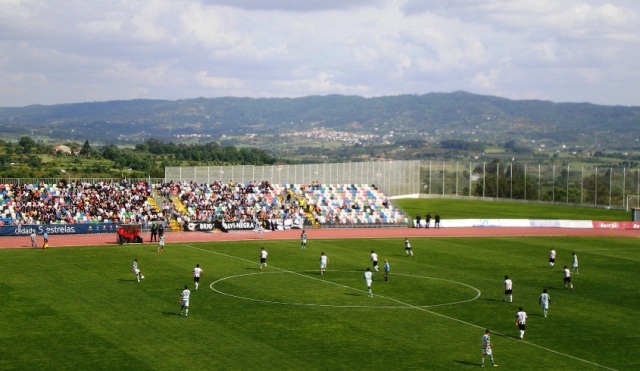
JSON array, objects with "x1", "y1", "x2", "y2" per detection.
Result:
[
  {"x1": 162, "y1": 312, "x2": 183, "y2": 316},
  {"x1": 343, "y1": 292, "x2": 362, "y2": 296},
  {"x1": 454, "y1": 360, "x2": 480, "y2": 367},
  {"x1": 118, "y1": 278, "x2": 138, "y2": 282},
  {"x1": 494, "y1": 332, "x2": 521, "y2": 340},
  {"x1": 529, "y1": 312, "x2": 546, "y2": 317}
]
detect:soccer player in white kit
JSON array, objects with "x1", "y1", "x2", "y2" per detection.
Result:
[
  {"x1": 515, "y1": 307, "x2": 527, "y2": 340},
  {"x1": 503, "y1": 275, "x2": 513, "y2": 303},
  {"x1": 563, "y1": 265, "x2": 574, "y2": 290},
  {"x1": 301, "y1": 230, "x2": 307, "y2": 249},
  {"x1": 319, "y1": 252, "x2": 329, "y2": 275},
  {"x1": 539, "y1": 288, "x2": 550, "y2": 317},
  {"x1": 179, "y1": 285, "x2": 191, "y2": 317},
  {"x1": 259, "y1": 247, "x2": 268, "y2": 269},
  {"x1": 549, "y1": 248, "x2": 556, "y2": 267},
  {"x1": 370, "y1": 250, "x2": 379, "y2": 272},
  {"x1": 571, "y1": 252, "x2": 579, "y2": 274},
  {"x1": 481, "y1": 329, "x2": 498, "y2": 367},
  {"x1": 404, "y1": 238, "x2": 413, "y2": 256},
  {"x1": 192, "y1": 264, "x2": 203, "y2": 290},
  {"x1": 364, "y1": 268, "x2": 374, "y2": 297}
]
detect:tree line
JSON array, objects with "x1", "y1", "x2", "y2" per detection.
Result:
[{"x1": 0, "y1": 137, "x2": 278, "y2": 178}]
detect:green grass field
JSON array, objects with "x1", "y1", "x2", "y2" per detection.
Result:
[
  {"x1": 395, "y1": 198, "x2": 630, "y2": 221},
  {"x1": 1, "y1": 235, "x2": 638, "y2": 370}
]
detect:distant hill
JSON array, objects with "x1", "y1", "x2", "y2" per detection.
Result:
[{"x1": 1, "y1": 92, "x2": 639, "y2": 151}]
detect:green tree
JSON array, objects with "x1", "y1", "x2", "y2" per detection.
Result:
[
  {"x1": 80, "y1": 140, "x2": 92, "y2": 156},
  {"x1": 27, "y1": 155, "x2": 42, "y2": 168},
  {"x1": 18, "y1": 136, "x2": 36, "y2": 152}
]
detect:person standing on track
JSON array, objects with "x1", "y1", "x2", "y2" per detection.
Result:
[
  {"x1": 150, "y1": 222, "x2": 158, "y2": 242},
  {"x1": 30, "y1": 230, "x2": 37, "y2": 248}
]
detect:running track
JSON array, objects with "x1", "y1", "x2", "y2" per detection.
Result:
[{"x1": 2, "y1": 226, "x2": 639, "y2": 249}]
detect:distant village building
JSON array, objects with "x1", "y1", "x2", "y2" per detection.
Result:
[{"x1": 52, "y1": 145, "x2": 72, "y2": 155}]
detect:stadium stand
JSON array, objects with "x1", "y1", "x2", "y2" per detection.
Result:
[{"x1": 0, "y1": 179, "x2": 406, "y2": 229}]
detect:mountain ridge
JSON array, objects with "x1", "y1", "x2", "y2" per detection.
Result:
[{"x1": 0, "y1": 91, "x2": 638, "y2": 151}]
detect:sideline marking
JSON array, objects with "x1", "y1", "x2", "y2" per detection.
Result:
[
  {"x1": 210, "y1": 270, "x2": 481, "y2": 308},
  {"x1": 183, "y1": 244, "x2": 617, "y2": 371}
]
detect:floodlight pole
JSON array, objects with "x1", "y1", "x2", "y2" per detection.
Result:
[{"x1": 483, "y1": 162, "x2": 486, "y2": 198}]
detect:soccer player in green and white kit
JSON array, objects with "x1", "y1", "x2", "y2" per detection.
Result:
[
  {"x1": 319, "y1": 252, "x2": 329, "y2": 275},
  {"x1": 539, "y1": 289, "x2": 550, "y2": 317},
  {"x1": 131, "y1": 258, "x2": 143, "y2": 282},
  {"x1": 363, "y1": 268, "x2": 373, "y2": 297},
  {"x1": 179, "y1": 285, "x2": 191, "y2": 317},
  {"x1": 157, "y1": 234, "x2": 165, "y2": 253},
  {"x1": 481, "y1": 329, "x2": 498, "y2": 367}
]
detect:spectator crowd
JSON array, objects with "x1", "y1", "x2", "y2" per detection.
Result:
[{"x1": 0, "y1": 178, "x2": 406, "y2": 228}]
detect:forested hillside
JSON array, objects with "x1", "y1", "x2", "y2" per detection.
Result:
[{"x1": 1, "y1": 92, "x2": 639, "y2": 151}]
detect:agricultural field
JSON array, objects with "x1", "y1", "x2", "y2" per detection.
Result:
[{"x1": 1, "y1": 234, "x2": 638, "y2": 370}]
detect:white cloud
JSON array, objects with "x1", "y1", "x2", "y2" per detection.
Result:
[
  {"x1": 472, "y1": 69, "x2": 500, "y2": 89},
  {"x1": 271, "y1": 71, "x2": 369, "y2": 96},
  {"x1": 0, "y1": 0, "x2": 639, "y2": 106},
  {"x1": 195, "y1": 71, "x2": 244, "y2": 89},
  {"x1": 200, "y1": 0, "x2": 384, "y2": 12}
]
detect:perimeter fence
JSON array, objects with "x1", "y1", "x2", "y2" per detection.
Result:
[
  {"x1": 165, "y1": 160, "x2": 421, "y2": 198},
  {"x1": 3, "y1": 159, "x2": 639, "y2": 210},
  {"x1": 422, "y1": 160, "x2": 640, "y2": 210}
]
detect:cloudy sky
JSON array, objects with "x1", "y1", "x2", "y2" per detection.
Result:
[{"x1": 1, "y1": 0, "x2": 639, "y2": 107}]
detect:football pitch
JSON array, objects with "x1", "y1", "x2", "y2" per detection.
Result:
[{"x1": 1, "y1": 236, "x2": 639, "y2": 370}]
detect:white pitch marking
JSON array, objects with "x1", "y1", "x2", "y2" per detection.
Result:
[
  {"x1": 210, "y1": 270, "x2": 480, "y2": 308},
  {"x1": 183, "y1": 244, "x2": 617, "y2": 370}
]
